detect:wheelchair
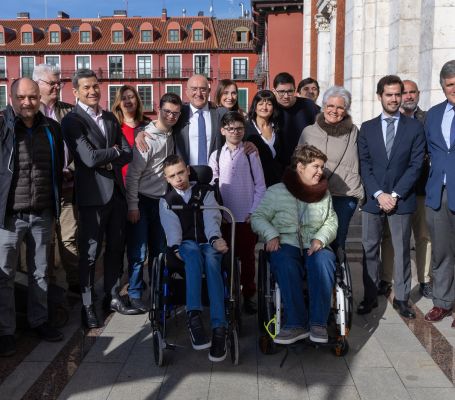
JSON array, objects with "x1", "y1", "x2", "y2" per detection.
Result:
[
  {"x1": 148, "y1": 166, "x2": 241, "y2": 366},
  {"x1": 257, "y1": 246, "x2": 353, "y2": 357}
]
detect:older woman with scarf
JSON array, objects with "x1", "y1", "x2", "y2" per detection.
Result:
[
  {"x1": 299, "y1": 86, "x2": 363, "y2": 252},
  {"x1": 251, "y1": 145, "x2": 338, "y2": 345}
]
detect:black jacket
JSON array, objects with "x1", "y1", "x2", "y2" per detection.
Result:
[{"x1": 0, "y1": 105, "x2": 64, "y2": 228}]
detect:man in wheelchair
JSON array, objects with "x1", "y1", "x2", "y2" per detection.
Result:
[
  {"x1": 159, "y1": 154, "x2": 229, "y2": 362},
  {"x1": 251, "y1": 145, "x2": 338, "y2": 345}
]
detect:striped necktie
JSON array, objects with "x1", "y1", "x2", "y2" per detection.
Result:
[{"x1": 385, "y1": 118, "x2": 395, "y2": 158}]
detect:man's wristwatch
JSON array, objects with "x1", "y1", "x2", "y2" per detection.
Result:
[{"x1": 391, "y1": 192, "x2": 399, "y2": 199}]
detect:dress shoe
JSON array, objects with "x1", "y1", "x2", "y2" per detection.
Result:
[
  {"x1": 357, "y1": 299, "x2": 378, "y2": 315},
  {"x1": 424, "y1": 306, "x2": 452, "y2": 322},
  {"x1": 109, "y1": 294, "x2": 141, "y2": 315},
  {"x1": 392, "y1": 298, "x2": 416, "y2": 319},
  {"x1": 243, "y1": 297, "x2": 257, "y2": 315},
  {"x1": 81, "y1": 304, "x2": 100, "y2": 329},
  {"x1": 419, "y1": 282, "x2": 433, "y2": 299},
  {"x1": 34, "y1": 322, "x2": 64, "y2": 342},
  {"x1": 377, "y1": 280, "x2": 392, "y2": 296},
  {"x1": 129, "y1": 297, "x2": 148, "y2": 313}
]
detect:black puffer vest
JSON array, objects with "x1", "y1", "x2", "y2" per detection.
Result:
[{"x1": 164, "y1": 184, "x2": 211, "y2": 244}]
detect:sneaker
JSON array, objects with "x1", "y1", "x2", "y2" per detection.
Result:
[
  {"x1": 419, "y1": 282, "x2": 433, "y2": 299},
  {"x1": 310, "y1": 326, "x2": 328, "y2": 344},
  {"x1": 33, "y1": 322, "x2": 64, "y2": 342},
  {"x1": 187, "y1": 311, "x2": 211, "y2": 350},
  {"x1": 209, "y1": 327, "x2": 227, "y2": 362},
  {"x1": 0, "y1": 335, "x2": 16, "y2": 357},
  {"x1": 273, "y1": 327, "x2": 310, "y2": 345}
]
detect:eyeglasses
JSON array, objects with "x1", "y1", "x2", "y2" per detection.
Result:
[
  {"x1": 189, "y1": 87, "x2": 208, "y2": 94},
  {"x1": 161, "y1": 108, "x2": 181, "y2": 118},
  {"x1": 275, "y1": 89, "x2": 295, "y2": 98},
  {"x1": 39, "y1": 79, "x2": 64, "y2": 88},
  {"x1": 223, "y1": 126, "x2": 245, "y2": 133}
]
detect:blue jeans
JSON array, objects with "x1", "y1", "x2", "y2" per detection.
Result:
[
  {"x1": 127, "y1": 195, "x2": 166, "y2": 299},
  {"x1": 179, "y1": 240, "x2": 226, "y2": 329},
  {"x1": 331, "y1": 195, "x2": 358, "y2": 251},
  {"x1": 269, "y1": 244, "x2": 336, "y2": 328}
]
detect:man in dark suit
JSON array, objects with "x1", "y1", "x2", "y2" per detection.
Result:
[
  {"x1": 423, "y1": 60, "x2": 455, "y2": 327},
  {"x1": 358, "y1": 75, "x2": 425, "y2": 318},
  {"x1": 62, "y1": 69, "x2": 134, "y2": 328}
]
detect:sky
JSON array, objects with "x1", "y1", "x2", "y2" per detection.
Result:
[{"x1": 2, "y1": 1, "x2": 249, "y2": 20}]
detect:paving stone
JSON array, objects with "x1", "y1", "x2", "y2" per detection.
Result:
[
  {"x1": 345, "y1": 336, "x2": 392, "y2": 369},
  {"x1": 408, "y1": 388, "x2": 455, "y2": 400},
  {"x1": 116, "y1": 350, "x2": 166, "y2": 383},
  {"x1": 0, "y1": 362, "x2": 49, "y2": 400},
  {"x1": 374, "y1": 324, "x2": 425, "y2": 353},
  {"x1": 83, "y1": 333, "x2": 138, "y2": 363},
  {"x1": 102, "y1": 313, "x2": 149, "y2": 334},
  {"x1": 307, "y1": 384, "x2": 361, "y2": 400},
  {"x1": 107, "y1": 381, "x2": 161, "y2": 400}
]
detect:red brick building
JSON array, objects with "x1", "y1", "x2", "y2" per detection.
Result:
[{"x1": 0, "y1": 9, "x2": 258, "y2": 116}]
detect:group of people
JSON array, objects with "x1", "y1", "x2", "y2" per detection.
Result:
[{"x1": 1, "y1": 59, "x2": 454, "y2": 362}]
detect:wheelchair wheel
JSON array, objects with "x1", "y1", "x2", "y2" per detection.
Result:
[
  {"x1": 152, "y1": 329, "x2": 164, "y2": 366},
  {"x1": 229, "y1": 325, "x2": 240, "y2": 365},
  {"x1": 149, "y1": 254, "x2": 164, "y2": 327},
  {"x1": 257, "y1": 250, "x2": 274, "y2": 333},
  {"x1": 333, "y1": 337, "x2": 349, "y2": 357}
]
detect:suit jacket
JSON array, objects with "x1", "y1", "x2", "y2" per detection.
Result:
[
  {"x1": 39, "y1": 101, "x2": 74, "y2": 123},
  {"x1": 425, "y1": 100, "x2": 455, "y2": 211},
  {"x1": 358, "y1": 113, "x2": 425, "y2": 214},
  {"x1": 61, "y1": 104, "x2": 132, "y2": 207},
  {"x1": 173, "y1": 103, "x2": 226, "y2": 165}
]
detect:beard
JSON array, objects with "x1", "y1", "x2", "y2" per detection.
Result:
[{"x1": 401, "y1": 100, "x2": 417, "y2": 112}]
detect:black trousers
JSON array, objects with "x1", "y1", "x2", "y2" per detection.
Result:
[{"x1": 77, "y1": 187, "x2": 127, "y2": 297}]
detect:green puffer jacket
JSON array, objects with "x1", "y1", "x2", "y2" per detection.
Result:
[{"x1": 251, "y1": 182, "x2": 338, "y2": 249}]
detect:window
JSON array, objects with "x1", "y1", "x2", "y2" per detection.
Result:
[
  {"x1": 237, "y1": 88, "x2": 248, "y2": 111},
  {"x1": 193, "y1": 29, "x2": 203, "y2": 41},
  {"x1": 233, "y1": 58, "x2": 248, "y2": 80},
  {"x1": 108, "y1": 55, "x2": 123, "y2": 79},
  {"x1": 108, "y1": 85, "x2": 122, "y2": 110},
  {"x1": 21, "y1": 57, "x2": 35, "y2": 78},
  {"x1": 0, "y1": 57, "x2": 5, "y2": 78},
  {"x1": 80, "y1": 31, "x2": 90, "y2": 43},
  {"x1": 112, "y1": 30, "x2": 123, "y2": 43},
  {"x1": 0, "y1": 32, "x2": 4, "y2": 44},
  {"x1": 194, "y1": 54, "x2": 209, "y2": 77},
  {"x1": 76, "y1": 55, "x2": 90, "y2": 70},
  {"x1": 168, "y1": 29, "x2": 179, "y2": 42},
  {"x1": 22, "y1": 32, "x2": 32, "y2": 44},
  {"x1": 45, "y1": 56, "x2": 60, "y2": 67},
  {"x1": 50, "y1": 31, "x2": 60, "y2": 43},
  {"x1": 0, "y1": 86, "x2": 6, "y2": 109},
  {"x1": 137, "y1": 85, "x2": 153, "y2": 112},
  {"x1": 141, "y1": 30, "x2": 152, "y2": 42},
  {"x1": 165, "y1": 84, "x2": 182, "y2": 97},
  {"x1": 236, "y1": 31, "x2": 248, "y2": 43},
  {"x1": 166, "y1": 55, "x2": 181, "y2": 78},
  {"x1": 137, "y1": 55, "x2": 152, "y2": 79}
]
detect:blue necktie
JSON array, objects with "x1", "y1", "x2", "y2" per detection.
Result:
[
  {"x1": 385, "y1": 118, "x2": 395, "y2": 158},
  {"x1": 197, "y1": 109, "x2": 207, "y2": 165},
  {"x1": 450, "y1": 106, "x2": 455, "y2": 147}
]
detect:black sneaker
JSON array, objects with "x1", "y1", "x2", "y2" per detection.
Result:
[
  {"x1": 0, "y1": 335, "x2": 16, "y2": 357},
  {"x1": 209, "y1": 327, "x2": 227, "y2": 362},
  {"x1": 33, "y1": 322, "x2": 64, "y2": 342},
  {"x1": 187, "y1": 311, "x2": 211, "y2": 350}
]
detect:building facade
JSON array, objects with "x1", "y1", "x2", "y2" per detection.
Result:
[{"x1": 0, "y1": 9, "x2": 258, "y2": 116}]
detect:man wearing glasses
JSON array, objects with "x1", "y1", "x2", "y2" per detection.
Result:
[
  {"x1": 273, "y1": 72, "x2": 319, "y2": 167},
  {"x1": 33, "y1": 65, "x2": 77, "y2": 326},
  {"x1": 125, "y1": 93, "x2": 182, "y2": 313}
]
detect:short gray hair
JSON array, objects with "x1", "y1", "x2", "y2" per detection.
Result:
[
  {"x1": 322, "y1": 86, "x2": 352, "y2": 112},
  {"x1": 32, "y1": 64, "x2": 61, "y2": 81},
  {"x1": 440, "y1": 60, "x2": 455, "y2": 87}
]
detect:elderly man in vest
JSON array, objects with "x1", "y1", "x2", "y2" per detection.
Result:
[{"x1": 0, "y1": 78, "x2": 65, "y2": 357}]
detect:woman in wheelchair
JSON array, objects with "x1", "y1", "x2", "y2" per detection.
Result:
[{"x1": 251, "y1": 144, "x2": 338, "y2": 345}]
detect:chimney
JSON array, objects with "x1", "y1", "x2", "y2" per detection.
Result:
[
  {"x1": 113, "y1": 10, "x2": 127, "y2": 17},
  {"x1": 17, "y1": 12, "x2": 30, "y2": 19},
  {"x1": 161, "y1": 8, "x2": 167, "y2": 22},
  {"x1": 57, "y1": 11, "x2": 70, "y2": 19},
  {"x1": 197, "y1": 11, "x2": 204, "y2": 17}
]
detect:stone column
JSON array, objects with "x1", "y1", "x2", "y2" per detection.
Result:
[
  {"x1": 315, "y1": 13, "x2": 331, "y2": 101},
  {"x1": 302, "y1": 0, "x2": 313, "y2": 78},
  {"x1": 328, "y1": 0, "x2": 338, "y2": 86}
]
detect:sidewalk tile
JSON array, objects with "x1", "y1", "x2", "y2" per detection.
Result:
[
  {"x1": 307, "y1": 384, "x2": 360, "y2": 400},
  {"x1": 107, "y1": 381, "x2": 161, "y2": 400},
  {"x1": 84, "y1": 333, "x2": 138, "y2": 363},
  {"x1": 0, "y1": 362, "x2": 48, "y2": 400},
  {"x1": 408, "y1": 388, "x2": 455, "y2": 400}
]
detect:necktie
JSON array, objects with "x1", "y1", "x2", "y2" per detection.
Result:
[
  {"x1": 197, "y1": 109, "x2": 207, "y2": 165},
  {"x1": 450, "y1": 106, "x2": 455, "y2": 147},
  {"x1": 385, "y1": 118, "x2": 395, "y2": 158}
]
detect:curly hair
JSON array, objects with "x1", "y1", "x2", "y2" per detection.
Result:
[{"x1": 291, "y1": 144, "x2": 327, "y2": 170}]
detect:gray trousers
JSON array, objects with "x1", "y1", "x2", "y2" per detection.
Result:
[
  {"x1": 362, "y1": 211, "x2": 412, "y2": 302},
  {"x1": 0, "y1": 209, "x2": 53, "y2": 335},
  {"x1": 426, "y1": 188, "x2": 455, "y2": 309}
]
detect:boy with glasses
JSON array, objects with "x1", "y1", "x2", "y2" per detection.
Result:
[
  {"x1": 125, "y1": 93, "x2": 182, "y2": 312},
  {"x1": 209, "y1": 111, "x2": 266, "y2": 314},
  {"x1": 273, "y1": 72, "x2": 319, "y2": 167}
]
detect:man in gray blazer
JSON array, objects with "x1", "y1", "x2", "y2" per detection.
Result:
[{"x1": 62, "y1": 69, "x2": 133, "y2": 329}]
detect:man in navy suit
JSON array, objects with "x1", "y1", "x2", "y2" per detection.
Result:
[
  {"x1": 358, "y1": 75, "x2": 425, "y2": 318},
  {"x1": 62, "y1": 69, "x2": 134, "y2": 328},
  {"x1": 423, "y1": 60, "x2": 455, "y2": 327}
]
